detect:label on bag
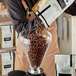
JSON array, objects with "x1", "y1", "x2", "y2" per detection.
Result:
[
  {"x1": 4, "y1": 64, "x2": 11, "y2": 68},
  {"x1": 36, "y1": 0, "x2": 74, "y2": 28},
  {"x1": 4, "y1": 37, "x2": 11, "y2": 41}
]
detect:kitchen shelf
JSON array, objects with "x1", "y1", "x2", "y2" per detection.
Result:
[{"x1": 0, "y1": 47, "x2": 16, "y2": 53}]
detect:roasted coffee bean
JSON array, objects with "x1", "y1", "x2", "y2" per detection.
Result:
[
  {"x1": 25, "y1": 35, "x2": 48, "y2": 68},
  {"x1": 23, "y1": 17, "x2": 48, "y2": 68}
]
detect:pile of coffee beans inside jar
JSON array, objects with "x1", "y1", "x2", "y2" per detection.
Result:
[{"x1": 23, "y1": 17, "x2": 48, "y2": 68}]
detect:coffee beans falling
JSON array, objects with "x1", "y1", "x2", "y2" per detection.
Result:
[{"x1": 23, "y1": 17, "x2": 48, "y2": 68}]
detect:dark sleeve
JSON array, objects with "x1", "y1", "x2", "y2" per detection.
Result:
[
  {"x1": 7, "y1": 0, "x2": 28, "y2": 33},
  {"x1": 65, "y1": 2, "x2": 76, "y2": 15}
]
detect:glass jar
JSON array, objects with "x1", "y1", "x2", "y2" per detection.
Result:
[{"x1": 19, "y1": 17, "x2": 52, "y2": 74}]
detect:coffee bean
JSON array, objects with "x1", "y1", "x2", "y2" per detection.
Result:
[{"x1": 23, "y1": 16, "x2": 48, "y2": 68}]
